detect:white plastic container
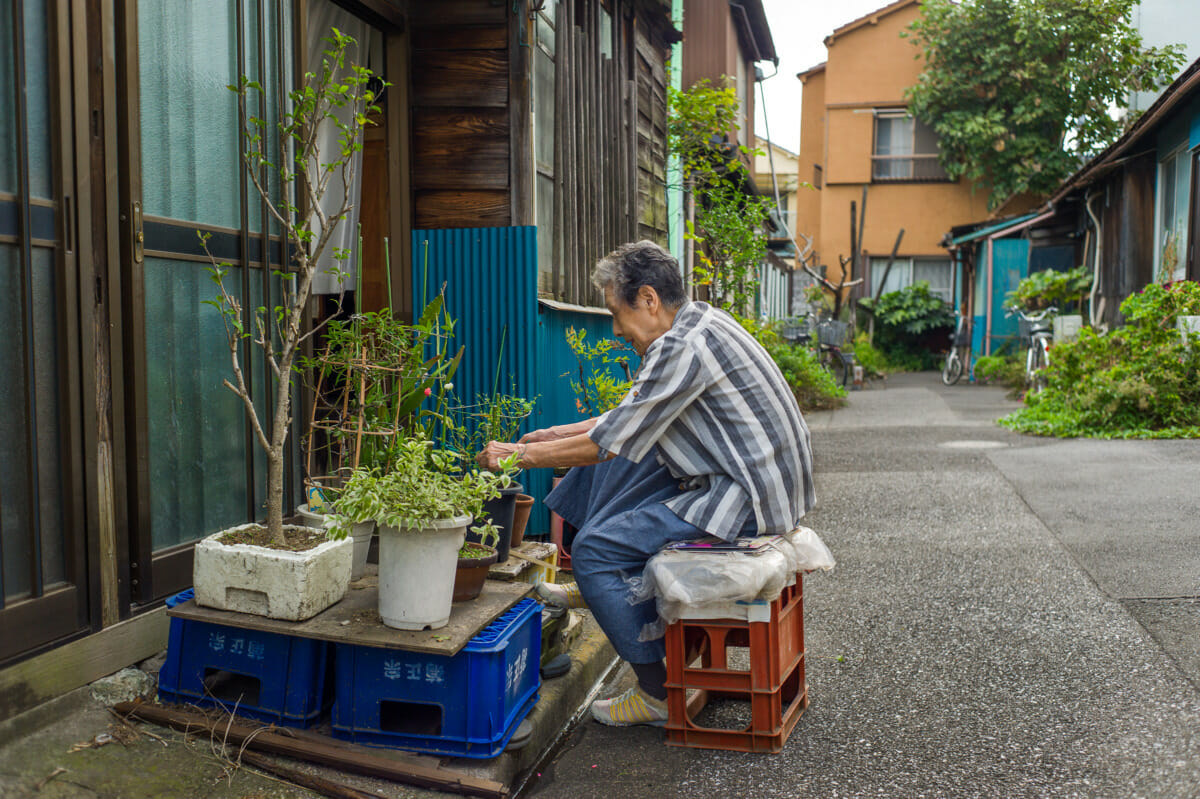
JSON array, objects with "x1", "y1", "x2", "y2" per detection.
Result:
[
  {"x1": 377, "y1": 515, "x2": 470, "y2": 631},
  {"x1": 297, "y1": 504, "x2": 375, "y2": 580}
]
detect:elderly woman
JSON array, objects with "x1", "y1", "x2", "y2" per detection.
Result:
[{"x1": 477, "y1": 240, "x2": 814, "y2": 727}]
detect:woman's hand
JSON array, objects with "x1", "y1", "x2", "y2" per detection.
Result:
[{"x1": 477, "y1": 441, "x2": 523, "y2": 471}]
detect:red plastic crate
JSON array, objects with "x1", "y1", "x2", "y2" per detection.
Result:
[
  {"x1": 663, "y1": 572, "x2": 808, "y2": 752},
  {"x1": 664, "y1": 658, "x2": 808, "y2": 753}
]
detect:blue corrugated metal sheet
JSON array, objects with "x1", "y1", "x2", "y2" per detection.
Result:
[
  {"x1": 524, "y1": 303, "x2": 634, "y2": 536},
  {"x1": 412, "y1": 227, "x2": 538, "y2": 415}
]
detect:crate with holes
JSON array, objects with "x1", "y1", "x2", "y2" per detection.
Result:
[{"x1": 330, "y1": 598, "x2": 541, "y2": 757}]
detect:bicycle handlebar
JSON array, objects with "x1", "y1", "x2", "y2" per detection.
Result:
[{"x1": 1005, "y1": 305, "x2": 1058, "y2": 322}]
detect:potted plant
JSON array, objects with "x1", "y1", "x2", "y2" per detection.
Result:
[
  {"x1": 191, "y1": 31, "x2": 382, "y2": 621},
  {"x1": 329, "y1": 435, "x2": 519, "y2": 630},
  {"x1": 299, "y1": 294, "x2": 462, "y2": 581}
]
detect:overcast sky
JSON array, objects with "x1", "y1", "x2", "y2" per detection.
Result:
[{"x1": 754, "y1": 0, "x2": 900, "y2": 152}]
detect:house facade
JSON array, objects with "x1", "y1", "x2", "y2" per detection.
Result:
[
  {"x1": 794, "y1": 0, "x2": 992, "y2": 305},
  {"x1": 1, "y1": 0, "x2": 676, "y2": 713}
]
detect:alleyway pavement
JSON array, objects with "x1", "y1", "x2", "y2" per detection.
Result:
[{"x1": 526, "y1": 372, "x2": 1200, "y2": 799}]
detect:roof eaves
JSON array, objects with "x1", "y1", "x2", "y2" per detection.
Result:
[
  {"x1": 797, "y1": 61, "x2": 827, "y2": 82},
  {"x1": 824, "y1": 0, "x2": 920, "y2": 48}
]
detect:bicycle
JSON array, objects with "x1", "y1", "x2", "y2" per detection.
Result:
[
  {"x1": 941, "y1": 311, "x2": 972, "y2": 386},
  {"x1": 1008, "y1": 305, "x2": 1057, "y2": 394},
  {"x1": 780, "y1": 316, "x2": 854, "y2": 388}
]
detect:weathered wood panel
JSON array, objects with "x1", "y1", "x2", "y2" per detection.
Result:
[
  {"x1": 411, "y1": 108, "x2": 509, "y2": 190},
  {"x1": 405, "y1": 0, "x2": 506, "y2": 26},
  {"x1": 414, "y1": 190, "x2": 510, "y2": 228},
  {"x1": 411, "y1": 26, "x2": 507, "y2": 51},
  {"x1": 410, "y1": 50, "x2": 508, "y2": 107}
]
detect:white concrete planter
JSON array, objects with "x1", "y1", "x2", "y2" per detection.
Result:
[
  {"x1": 377, "y1": 515, "x2": 470, "y2": 631},
  {"x1": 297, "y1": 505, "x2": 374, "y2": 580},
  {"x1": 193, "y1": 524, "x2": 352, "y2": 621},
  {"x1": 1177, "y1": 315, "x2": 1200, "y2": 345}
]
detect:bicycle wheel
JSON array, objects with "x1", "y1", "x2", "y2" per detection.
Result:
[
  {"x1": 821, "y1": 347, "x2": 850, "y2": 387},
  {"x1": 1028, "y1": 338, "x2": 1048, "y2": 394},
  {"x1": 942, "y1": 350, "x2": 963, "y2": 386}
]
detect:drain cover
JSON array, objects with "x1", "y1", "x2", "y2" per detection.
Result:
[{"x1": 939, "y1": 440, "x2": 1009, "y2": 449}]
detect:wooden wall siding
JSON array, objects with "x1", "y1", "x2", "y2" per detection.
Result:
[
  {"x1": 550, "y1": 0, "x2": 671, "y2": 306},
  {"x1": 408, "y1": 3, "x2": 512, "y2": 229},
  {"x1": 1099, "y1": 152, "x2": 1156, "y2": 328}
]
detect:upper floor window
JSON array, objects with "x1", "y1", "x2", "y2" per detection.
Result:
[{"x1": 872, "y1": 112, "x2": 949, "y2": 182}]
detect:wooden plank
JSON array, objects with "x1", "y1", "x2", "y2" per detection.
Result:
[
  {"x1": 410, "y1": 51, "x2": 508, "y2": 107},
  {"x1": 509, "y1": 2, "x2": 534, "y2": 226},
  {"x1": 628, "y1": 78, "x2": 638, "y2": 242},
  {"x1": 236, "y1": 750, "x2": 376, "y2": 799},
  {"x1": 561, "y1": 2, "x2": 577, "y2": 302},
  {"x1": 113, "y1": 703, "x2": 508, "y2": 799},
  {"x1": 412, "y1": 108, "x2": 509, "y2": 190},
  {"x1": 411, "y1": 26, "x2": 507, "y2": 52},
  {"x1": 170, "y1": 579, "x2": 530, "y2": 655},
  {"x1": 406, "y1": 1, "x2": 506, "y2": 26},
  {"x1": 0, "y1": 607, "x2": 167, "y2": 725},
  {"x1": 415, "y1": 190, "x2": 511, "y2": 228},
  {"x1": 552, "y1": 0, "x2": 566, "y2": 299}
]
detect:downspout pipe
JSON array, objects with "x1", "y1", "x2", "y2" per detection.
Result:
[{"x1": 1085, "y1": 189, "x2": 1104, "y2": 328}]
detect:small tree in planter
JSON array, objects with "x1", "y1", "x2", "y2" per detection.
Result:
[
  {"x1": 191, "y1": 31, "x2": 383, "y2": 621},
  {"x1": 203, "y1": 29, "x2": 382, "y2": 548}
]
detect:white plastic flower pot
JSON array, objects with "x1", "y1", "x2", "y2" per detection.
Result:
[
  {"x1": 298, "y1": 505, "x2": 374, "y2": 580},
  {"x1": 377, "y1": 514, "x2": 471, "y2": 631},
  {"x1": 192, "y1": 524, "x2": 352, "y2": 621}
]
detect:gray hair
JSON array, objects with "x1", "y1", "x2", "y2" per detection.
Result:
[{"x1": 591, "y1": 240, "x2": 687, "y2": 310}]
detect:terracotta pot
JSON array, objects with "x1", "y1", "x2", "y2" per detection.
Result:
[
  {"x1": 453, "y1": 542, "x2": 499, "y2": 602},
  {"x1": 511, "y1": 494, "x2": 534, "y2": 548}
]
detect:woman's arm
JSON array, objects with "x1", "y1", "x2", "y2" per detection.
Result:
[{"x1": 477, "y1": 429, "x2": 612, "y2": 471}]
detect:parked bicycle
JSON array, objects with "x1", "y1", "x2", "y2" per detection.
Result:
[
  {"x1": 1008, "y1": 305, "x2": 1057, "y2": 394},
  {"x1": 780, "y1": 316, "x2": 855, "y2": 388},
  {"x1": 941, "y1": 309, "x2": 972, "y2": 386}
]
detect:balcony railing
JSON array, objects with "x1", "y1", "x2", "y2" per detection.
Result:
[{"x1": 871, "y1": 154, "x2": 950, "y2": 182}]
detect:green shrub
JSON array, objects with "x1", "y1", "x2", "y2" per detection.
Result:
[
  {"x1": 1001, "y1": 280, "x2": 1200, "y2": 438},
  {"x1": 973, "y1": 354, "x2": 1024, "y2": 388},
  {"x1": 859, "y1": 283, "x2": 954, "y2": 370},
  {"x1": 852, "y1": 332, "x2": 890, "y2": 377},
  {"x1": 765, "y1": 341, "x2": 847, "y2": 411},
  {"x1": 1006, "y1": 265, "x2": 1093, "y2": 312}
]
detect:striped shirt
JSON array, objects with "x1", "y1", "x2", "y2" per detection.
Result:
[{"x1": 588, "y1": 301, "x2": 816, "y2": 541}]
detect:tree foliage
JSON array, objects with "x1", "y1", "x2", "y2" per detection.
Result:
[
  {"x1": 905, "y1": 0, "x2": 1184, "y2": 209},
  {"x1": 668, "y1": 80, "x2": 771, "y2": 313}
]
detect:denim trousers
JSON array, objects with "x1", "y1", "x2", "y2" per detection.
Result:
[{"x1": 545, "y1": 453, "x2": 750, "y2": 664}]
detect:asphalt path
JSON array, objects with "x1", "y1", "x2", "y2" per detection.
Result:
[{"x1": 523, "y1": 372, "x2": 1200, "y2": 799}]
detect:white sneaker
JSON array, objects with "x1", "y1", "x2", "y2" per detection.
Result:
[
  {"x1": 590, "y1": 685, "x2": 669, "y2": 727},
  {"x1": 535, "y1": 581, "x2": 587, "y2": 609}
]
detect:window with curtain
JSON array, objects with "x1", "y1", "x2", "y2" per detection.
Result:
[
  {"x1": 0, "y1": 0, "x2": 69, "y2": 605},
  {"x1": 872, "y1": 112, "x2": 949, "y2": 182},
  {"x1": 869, "y1": 256, "x2": 952, "y2": 301},
  {"x1": 1158, "y1": 144, "x2": 1190, "y2": 282},
  {"x1": 137, "y1": 0, "x2": 295, "y2": 553}
]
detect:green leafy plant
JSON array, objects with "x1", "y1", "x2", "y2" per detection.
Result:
[
  {"x1": 905, "y1": 0, "x2": 1184, "y2": 210},
  {"x1": 1006, "y1": 265, "x2": 1093, "y2": 312},
  {"x1": 1001, "y1": 280, "x2": 1200, "y2": 437},
  {"x1": 302, "y1": 295, "x2": 462, "y2": 481},
  {"x1": 973, "y1": 354, "x2": 1024, "y2": 389},
  {"x1": 852, "y1": 331, "x2": 891, "y2": 378},
  {"x1": 763, "y1": 341, "x2": 847, "y2": 411},
  {"x1": 326, "y1": 433, "x2": 521, "y2": 541},
  {"x1": 566, "y1": 327, "x2": 634, "y2": 417},
  {"x1": 858, "y1": 283, "x2": 955, "y2": 370},
  {"x1": 668, "y1": 79, "x2": 772, "y2": 313},
  {"x1": 202, "y1": 30, "x2": 384, "y2": 547}
]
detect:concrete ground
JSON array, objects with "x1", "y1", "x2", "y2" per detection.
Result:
[
  {"x1": 4, "y1": 373, "x2": 1199, "y2": 798},
  {"x1": 526, "y1": 372, "x2": 1200, "y2": 799}
]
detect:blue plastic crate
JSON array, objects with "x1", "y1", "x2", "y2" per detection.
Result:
[
  {"x1": 158, "y1": 593, "x2": 332, "y2": 728},
  {"x1": 331, "y1": 598, "x2": 542, "y2": 757}
]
